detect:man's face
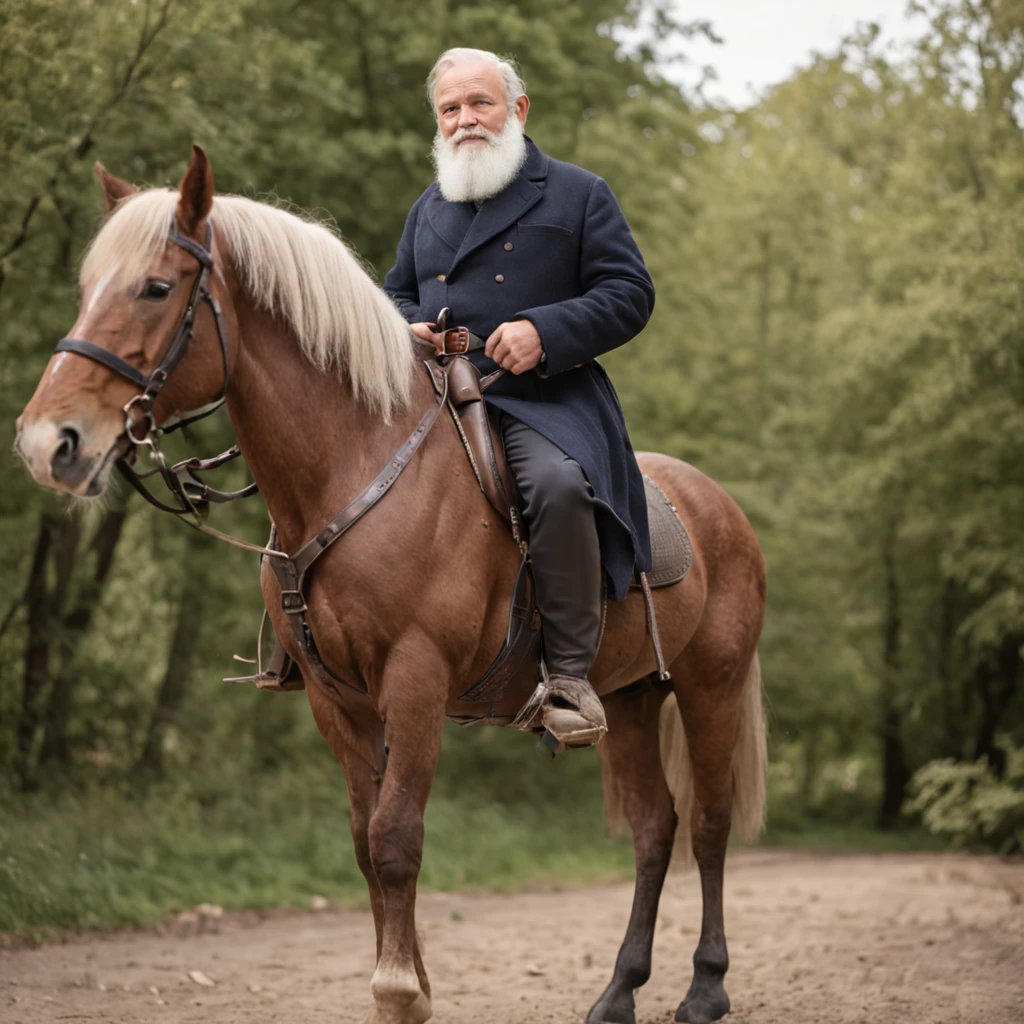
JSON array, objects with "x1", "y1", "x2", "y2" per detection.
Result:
[{"x1": 434, "y1": 59, "x2": 528, "y2": 142}]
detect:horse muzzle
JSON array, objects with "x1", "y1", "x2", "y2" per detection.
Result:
[{"x1": 14, "y1": 415, "x2": 123, "y2": 497}]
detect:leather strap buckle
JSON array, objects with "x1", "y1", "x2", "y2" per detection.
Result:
[
  {"x1": 281, "y1": 589, "x2": 307, "y2": 614},
  {"x1": 442, "y1": 326, "x2": 470, "y2": 354}
]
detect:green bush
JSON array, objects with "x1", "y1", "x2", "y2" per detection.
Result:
[{"x1": 905, "y1": 742, "x2": 1024, "y2": 854}]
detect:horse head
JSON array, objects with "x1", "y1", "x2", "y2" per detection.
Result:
[{"x1": 15, "y1": 146, "x2": 231, "y2": 497}]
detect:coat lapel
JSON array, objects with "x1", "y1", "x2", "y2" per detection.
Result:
[
  {"x1": 424, "y1": 191, "x2": 475, "y2": 254},
  {"x1": 444, "y1": 139, "x2": 550, "y2": 276},
  {"x1": 449, "y1": 181, "x2": 540, "y2": 275}
]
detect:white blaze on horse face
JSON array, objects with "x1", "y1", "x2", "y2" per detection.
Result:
[
  {"x1": 85, "y1": 263, "x2": 119, "y2": 314},
  {"x1": 47, "y1": 352, "x2": 70, "y2": 381}
]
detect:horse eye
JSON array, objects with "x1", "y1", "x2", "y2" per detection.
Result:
[{"x1": 142, "y1": 280, "x2": 173, "y2": 301}]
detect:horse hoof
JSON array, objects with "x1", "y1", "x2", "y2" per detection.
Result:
[
  {"x1": 365, "y1": 990, "x2": 431, "y2": 1024},
  {"x1": 585, "y1": 983, "x2": 636, "y2": 1024},
  {"x1": 367, "y1": 967, "x2": 432, "y2": 1024},
  {"x1": 675, "y1": 988, "x2": 730, "y2": 1024},
  {"x1": 585, "y1": 999, "x2": 635, "y2": 1023}
]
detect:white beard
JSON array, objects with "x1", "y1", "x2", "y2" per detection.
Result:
[{"x1": 432, "y1": 115, "x2": 528, "y2": 204}]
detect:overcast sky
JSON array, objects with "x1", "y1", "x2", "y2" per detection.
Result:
[{"x1": 663, "y1": 0, "x2": 927, "y2": 106}]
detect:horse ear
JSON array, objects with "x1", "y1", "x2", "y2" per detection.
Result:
[
  {"x1": 176, "y1": 144, "x2": 215, "y2": 236},
  {"x1": 95, "y1": 162, "x2": 136, "y2": 211}
]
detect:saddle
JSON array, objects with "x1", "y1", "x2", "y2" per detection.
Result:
[{"x1": 229, "y1": 320, "x2": 692, "y2": 707}]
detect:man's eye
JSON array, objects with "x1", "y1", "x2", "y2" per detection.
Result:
[{"x1": 141, "y1": 280, "x2": 173, "y2": 301}]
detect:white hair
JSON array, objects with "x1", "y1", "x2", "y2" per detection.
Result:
[
  {"x1": 80, "y1": 189, "x2": 413, "y2": 420},
  {"x1": 432, "y1": 116, "x2": 527, "y2": 203},
  {"x1": 426, "y1": 47, "x2": 526, "y2": 114}
]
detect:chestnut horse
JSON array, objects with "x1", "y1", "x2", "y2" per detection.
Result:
[{"x1": 15, "y1": 147, "x2": 767, "y2": 1024}]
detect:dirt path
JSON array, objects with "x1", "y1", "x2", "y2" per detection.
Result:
[{"x1": 2, "y1": 850, "x2": 1022, "y2": 1024}]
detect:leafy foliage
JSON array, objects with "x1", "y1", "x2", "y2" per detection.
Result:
[
  {"x1": 906, "y1": 742, "x2": 1024, "y2": 852},
  {"x1": 2, "y1": 0, "x2": 1024, "y2": 930}
]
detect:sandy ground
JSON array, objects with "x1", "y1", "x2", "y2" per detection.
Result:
[{"x1": 2, "y1": 850, "x2": 1022, "y2": 1024}]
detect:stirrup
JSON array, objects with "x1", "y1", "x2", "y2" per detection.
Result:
[
  {"x1": 512, "y1": 674, "x2": 608, "y2": 751},
  {"x1": 224, "y1": 614, "x2": 305, "y2": 692}
]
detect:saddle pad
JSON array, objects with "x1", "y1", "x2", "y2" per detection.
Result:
[{"x1": 632, "y1": 475, "x2": 693, "y2": 589}]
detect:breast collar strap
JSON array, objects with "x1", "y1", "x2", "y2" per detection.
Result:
[{"x1": 53, "y1": 221, "x2": 230, "y2": 435}]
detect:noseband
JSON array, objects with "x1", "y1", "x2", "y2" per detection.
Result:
[{"x1": 52, "y1": 220, "x2": 258, "y2": 518}]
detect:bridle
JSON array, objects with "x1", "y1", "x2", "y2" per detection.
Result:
[
  {"x1": 46, "y1": 216, "x2": 458, "y2": 700},
  {"x1": 52, "y1": 220, "x2": 266, "y2": 549},
  {"x1": 58, "y1": 222, "x2": 229, "y2": 442},
  {"x1": 48, "y1": 218, "x2": 522, "y2": 702}
]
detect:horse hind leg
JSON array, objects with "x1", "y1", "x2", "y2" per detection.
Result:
[
  {"x1": 587, "y1": 681, "x2": 677, "y2": 1024},
  {"x1": 670, "y1": 650, "x2": 766, "y2": 1024}
]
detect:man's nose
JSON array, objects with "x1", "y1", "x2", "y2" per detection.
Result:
[{"x1": 457, "y1": 104, "x2": 478, "y2": 128}]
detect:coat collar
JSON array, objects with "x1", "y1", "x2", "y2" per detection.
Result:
[{"x1": 425, "y1": 138, "x2": 549, "y2": 274}]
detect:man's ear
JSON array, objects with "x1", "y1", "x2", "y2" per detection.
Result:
[
  {"x1": 95, "y1": 162, "x2": 136, "y2": 211},
  {"x1": 176, "y1": 144, "x2": 215, "y2": 236},
  {"x1": 515, "y1": 93, "x2": 530, "y2": 127}
]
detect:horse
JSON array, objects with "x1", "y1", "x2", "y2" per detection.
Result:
[{"x1": 15, "y1": 146, "x2": 767, "y2": 1024}]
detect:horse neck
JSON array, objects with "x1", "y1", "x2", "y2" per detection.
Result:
[{"x1": 224, "y1": 295, "x2": 428, "y2": 555}]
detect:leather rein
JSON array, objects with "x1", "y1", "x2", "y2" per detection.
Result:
[{"x1": 51, "y1": 219, "x2": 499, "y2": 701}]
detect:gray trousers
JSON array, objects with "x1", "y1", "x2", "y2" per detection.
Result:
[{"x1": 501, "y1": 415, "x2": 603, "y2": 679}]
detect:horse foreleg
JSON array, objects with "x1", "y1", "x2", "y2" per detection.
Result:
[
  {"x1": 306, "y1": 684, "x2": 387, "y2": 955},
  {"x1": 587, "y1": 684, "x2": 677, "y2": 1024},
  {"x1": 365, "y1": 655, "x2": 447, "y2": 1024}
]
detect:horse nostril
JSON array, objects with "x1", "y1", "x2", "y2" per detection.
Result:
[{"x1": 52, "y1": 425, "x2": 81, "y2": 470}]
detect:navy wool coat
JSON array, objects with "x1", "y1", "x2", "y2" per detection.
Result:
[{"x1": 383, "y1": 139, "x2": 654, "y2": 601}]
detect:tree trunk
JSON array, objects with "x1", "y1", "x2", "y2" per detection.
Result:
[
  {"x1": 134, "y1": 567, "x2": 209, "y2": 779},
  {"x1": 936, "y1": 581, "x2": 961, "y2": 759},
  {"x1": 15, "y1": 515, "x2": 55, "y2": 791},
  {"x1": 800, "y1": 729, "x2": 820, "y2": 812},
  {"x1": 878, "y1": 519, "x2": 909, "y2": 830},
  {"x1": 973, "y1": 634, "x2": 1021, "y2": 778},
  {"x1": 38, "y1": 501, "x2": 129, "y2": 770}
]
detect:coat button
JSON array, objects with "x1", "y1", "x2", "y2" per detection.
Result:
[
  {"x1": 504, "y1": 242, "x2": 513, "y2": 251},
  {"x1": 437, "y1": 274, "x2": 446, "y2": 282},
  {"x1": 495, "y1": 274, "x2": 504, "y2": 283}
]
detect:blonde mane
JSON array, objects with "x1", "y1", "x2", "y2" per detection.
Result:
[{"x1": 80, "y1": 188, "x2": 414, "y2": 420}]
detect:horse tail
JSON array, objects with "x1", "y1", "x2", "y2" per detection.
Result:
[
  {"x1": 730, "y1": 651, "x2": 769, "y2": 841},
  {"x1": 658, "y1": 652, "x2": 767, "y2": 870}
]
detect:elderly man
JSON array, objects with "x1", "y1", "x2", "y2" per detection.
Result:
[{"x1": 384, "y1": 47, "x2": 654, "y2": 749}]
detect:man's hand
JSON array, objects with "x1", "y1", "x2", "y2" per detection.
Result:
[
  {"x1": 410, "y1": 322, "x2": 445, "y2": 355},
  {"x1": 485, "y1": 320, "x2": 544, "y2": 374}
]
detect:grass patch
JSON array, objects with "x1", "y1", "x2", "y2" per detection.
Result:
[
  {"x1": 0, "y1": 731, "x2": 633, "y2": 936},
  {"x1": 0, "y1": 724, "x2": 952, "y2": 937},
  {"x1": 761, "y1": 821, "x2": 946, "y2": 853}
]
